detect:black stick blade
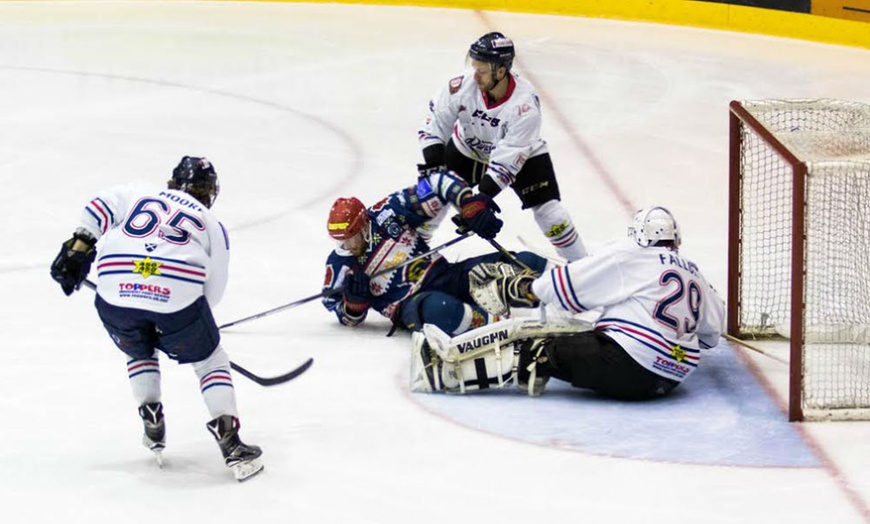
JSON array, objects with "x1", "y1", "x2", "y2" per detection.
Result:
[{"x1": 230, "y1": 358, "x2": 314, "y2": 386}]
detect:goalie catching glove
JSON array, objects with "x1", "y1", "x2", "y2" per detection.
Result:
[
  {"x1": 469, "y1": 262, "x2": 540, "y2": 316},
  {"x1": 50, "y1": 230, "x2": 97, "y2": 296}
]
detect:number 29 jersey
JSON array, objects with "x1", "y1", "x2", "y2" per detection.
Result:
[
  {"x1": 77, "y1": 183, "x2": 230, "y2": 314},
  {"x1": 532, "y1": 238, "x2": 726, "y2": 383}
]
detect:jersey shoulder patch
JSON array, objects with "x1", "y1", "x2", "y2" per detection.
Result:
[{"x1": 448, "y1": 75, "x2": 464, "y2": 95}]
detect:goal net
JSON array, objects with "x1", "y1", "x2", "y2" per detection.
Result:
[{"x1": 728, "y1": 98, "x2": 870, "y2": 421}]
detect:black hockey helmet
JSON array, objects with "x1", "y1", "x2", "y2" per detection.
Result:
[
  {"x1": 168, "y1": 156, "x2": 220, "y2": 208},
  {"x1": 468, "y1": 32, "x2": 515, "y2": 72}
]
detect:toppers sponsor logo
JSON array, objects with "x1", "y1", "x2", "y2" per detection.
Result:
[
  {"x1": 324, "y1": 265, "x2": 335, "y2": 287},
  {"x1": 654, "y1": 355, "x2": 690, "y2": 375},
  {"x1": 118, "y1": 283, "x2": 171, "y2": 295},
  {"x1": 449, "y1": 76, "x2": 463, "y2": 94},
  {"x1": 455, "y1": 329, "x2": 510, "y2": 353}
]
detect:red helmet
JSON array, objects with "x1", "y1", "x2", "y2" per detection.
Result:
[{"x1": 327, "y1": 197, "x2": 368, "y2": 240}]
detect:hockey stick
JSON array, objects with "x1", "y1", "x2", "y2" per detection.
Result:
[
  {"x1": 517, "y1": 234, "x2": 567, "y2": 266},
  {"x1": 230, "y1": 357, "x2": 314, "y2": 386},
  {"x1": 486, "y1": 237, "x2": 533, "y2": 271},
  {"x1": 81, "y1": 280, "x2": 313, "y2": 386},
  {"x1": 447, "y1": 214, "x2": 532, "y2": 271},
  {"x1": 217, "y1": 232, "x2": 472, "y2": 330}
]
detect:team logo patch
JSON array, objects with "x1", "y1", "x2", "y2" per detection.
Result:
[
  {"x1": 545, "y1": 221, "x2": 569, "y2": 238},
  {"x1": 133, "y1": 257, "x2": 162, "y2": 278},
  {"x1": 449, "y1": 76, "x2": 463, "y2": 94}
]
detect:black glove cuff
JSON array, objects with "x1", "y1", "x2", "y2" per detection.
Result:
[
  {"x1": 478, "y1": 176, "x2": 502, "y2": 198},
  {"x1": 73, "y1": 229, "x2": 97, "y2": 247},
  {"x1": 422, "y1": 143, "x2": 446, "y2": 166}
]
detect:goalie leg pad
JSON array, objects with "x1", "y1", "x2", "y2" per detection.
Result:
[{"x1": 411, "y1": 322, "x2": 520, "y2": 394}]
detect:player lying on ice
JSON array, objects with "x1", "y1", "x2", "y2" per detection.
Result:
[
  {"x1": 322, "y1": 165, "x2": 548, "y2": 337},
  {"x1": 410, "y1": 206, "x2": 726, "y2": 399}
]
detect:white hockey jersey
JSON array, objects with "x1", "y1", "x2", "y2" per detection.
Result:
[
  {"x1": 77, "y1": 183, "x2": 230, "y2": 313},
  {"x1": 531, "y1": 238, "x2": 726, "y2": 383},
  {"x1": 419, "y1": 70, "x2": 548, "y2": 191}
]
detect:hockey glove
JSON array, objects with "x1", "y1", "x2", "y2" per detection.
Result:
[
  {"x1": 50, "y1": 232, "x2": 97, "y2": 296},
  {"x1": 459, "y1": 193, "x2": 502, "y2": 240},
  {"x1": 342, "y1": 268, "x2": 372, "y2": 313},
  {"x1": 470, "y1": 271, "x2": 540, "y2": 316}
]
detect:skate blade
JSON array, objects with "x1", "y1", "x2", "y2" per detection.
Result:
[
  {"x1": 153, "y1": 449, "x2": 164, "y2": 469},
  {"x1": 232, "y1": 458, "x2": 264, "y2": 482}
]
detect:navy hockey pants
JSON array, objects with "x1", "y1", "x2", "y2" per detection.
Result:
[{"x1": 95, "y1": 295, "x2": 220, "y2": 364}]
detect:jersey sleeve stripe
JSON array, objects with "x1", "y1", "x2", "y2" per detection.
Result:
[
  {"x1": 87, "y1": 198, "x2": 113, "y2": 234},
  {"x1": 549, "y1": 266, "x2": 587, "y2": 313}
]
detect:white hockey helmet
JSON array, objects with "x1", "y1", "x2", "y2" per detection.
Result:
[{"x1": 628, "y1": 206, "x2": 681, "y2": 248}]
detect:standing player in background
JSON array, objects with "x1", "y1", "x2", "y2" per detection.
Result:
[
  {"x1": 419, "y1": 31, "x2": 587, "y2": 262},
  {"x1": 323, "y1": 165, "x2": 547, "y2": 336},
  {"x1": 49, "y1": 156, "x2": 263, "y2": 482},
  {"x1": 414, "y1": 206, "x2": 725, "y2": 399}
]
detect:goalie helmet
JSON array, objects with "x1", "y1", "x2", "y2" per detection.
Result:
[
  {"x1": 628, "y1": 206, "x2": 681, "y2": 248},
  {"x1": 327, "y1": 197, "x2": 369, "y2": 241},
  {"x1": 168, "y1": 156, "x2": 220, "y2": 208},
  {"x1": 468, "y1": 32, "x2": 515, "y2": 72}
]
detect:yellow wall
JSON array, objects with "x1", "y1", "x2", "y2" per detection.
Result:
[
  {"x1": 812, "y1": 0, "x2": 870, "y2": 22},
  {"x1": 241, "y1": 0, "x2": 870, "y2": 50}
]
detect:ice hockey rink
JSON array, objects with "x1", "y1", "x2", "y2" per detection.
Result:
[{"x1": 2, "y1": 1, "x2": 869, "y2": 522}]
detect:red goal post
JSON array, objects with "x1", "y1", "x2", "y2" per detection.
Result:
[{"x1": 728, "y1": 99, "x2": 870, "y2": 422}]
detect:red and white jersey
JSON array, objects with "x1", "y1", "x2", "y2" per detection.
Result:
[
  {"x1": 77, "y1": 183, "x2": 230, "y2": 313},
  {"x1": 419, "y1": 70, "x2": 548, "y2": 191},
  {"x1": 531, "y1": 238, "x2": 726, "y2": 383}
]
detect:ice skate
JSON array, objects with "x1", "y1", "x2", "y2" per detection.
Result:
[
  {"x1": 138, "y1": 402, "x2": 165, "y2": 468},
  {"x1": 206, "y1": 415, "x2": 264, "y2": 482},
  {"x1": 516, "y1": 339, "x2": 551, "y2": 397}
]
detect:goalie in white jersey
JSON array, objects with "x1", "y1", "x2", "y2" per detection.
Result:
[
  {"x1": 50, "y1": 156, "x2": 263, "y2": 481},
  {"x1": 414, "y1": 206, "x2": 725, "y2": 400},
  {"x1": 419, "y1": 31, "x2": 587, "y2": 262}
]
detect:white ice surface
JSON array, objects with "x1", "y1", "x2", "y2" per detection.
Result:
[{"x1": 1, "y1": 2, "x2": 869, "y2": 523}]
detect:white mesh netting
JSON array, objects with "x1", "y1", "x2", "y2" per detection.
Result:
[{"x1": 736, "y1": 99, "x2": 870, "y2": 417}]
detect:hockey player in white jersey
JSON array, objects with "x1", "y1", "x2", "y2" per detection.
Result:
[
  {"x1": 419, "y1": 32, "x2": 587, "y2": 262},
  {"x1": 413, "y1": 206, "x2": 725, "y2": 400},
  {"x1": 50, "y1": 156, "x2": 263, "y2": 481}
]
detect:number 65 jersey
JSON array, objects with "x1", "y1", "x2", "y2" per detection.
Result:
[
  {"x1": 531, "y1": 238, "x2": 726, "y2": 383},
  {"x1": 76, "y1": 183, "x2": 230, "y2": 314}
]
